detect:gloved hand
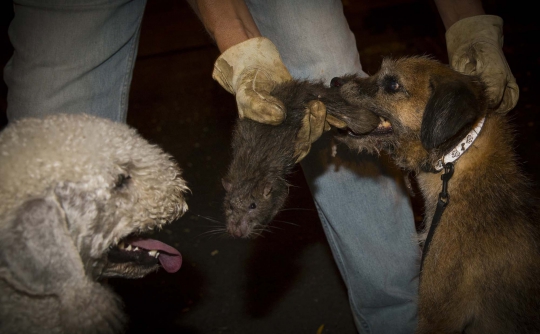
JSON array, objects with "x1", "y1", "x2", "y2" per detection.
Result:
[
  {"x1": 294, "y1": 102, "x2": 347, "y2": 163},
  {"x1": 445, "y1": 15, "x2": 519, "y2": 114},
  {"x1": 212, "y1": 37, "x2": 343, "y2": 162}
]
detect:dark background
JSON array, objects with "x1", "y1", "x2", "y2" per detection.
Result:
[{"x1": 1, "y1": 0, "x2": 538, "y2": 333}]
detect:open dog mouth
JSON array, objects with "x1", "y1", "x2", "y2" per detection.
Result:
[
  {"x1": 107, "y1": 236, "x2": 182, "y2": 273},
  {"x1": 339, "y1": 116, "x2": 393, "y2": 137}
]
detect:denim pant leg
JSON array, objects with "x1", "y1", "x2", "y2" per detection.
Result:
[
  {"x1": 246, "y1": 1, "x2": 420, "y2": 333},
  {"x1": 4, "y1": 0, "x2": 147, "y2": 123}
]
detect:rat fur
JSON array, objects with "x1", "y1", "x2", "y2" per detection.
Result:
[{"x1": 222, "y1": 79, "x2": 379, "y2": 238}]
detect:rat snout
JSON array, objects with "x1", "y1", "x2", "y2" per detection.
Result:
[
  {"x1": 227, "y1": 218, "x2": 253, "y2": 238},
  {"x1": 330, "y1": 77, "x2": 345, "y2": 88}
]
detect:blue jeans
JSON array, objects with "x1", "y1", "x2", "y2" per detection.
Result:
[
  {"x1": 246, "y1": 1, "x2": 419, "y2": 332},
  {"x1": 4, "y1": 0, "x2": 420, "y2": 332},
  {"x1": 4, "y1": 0, "x2": 145, "y2": 122}
]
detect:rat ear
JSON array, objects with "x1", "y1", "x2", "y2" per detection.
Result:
[
  {"x1": 420, "y1": 73, "x2": 485, "y2": 153},
  {"x1": 263, "y1": 183, "x2": 273, "y2": 199},
  {"x1": 222, "y1": 178, "x2": 232, "y2": 192}
]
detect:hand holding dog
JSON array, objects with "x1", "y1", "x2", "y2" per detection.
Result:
[{"x1": 446, "y1": 15, "x2": 519, "y2": 113}]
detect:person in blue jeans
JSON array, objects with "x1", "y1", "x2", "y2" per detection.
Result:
[{"x1": 4, "y1": 0, "x2": 518, "y2": 332}]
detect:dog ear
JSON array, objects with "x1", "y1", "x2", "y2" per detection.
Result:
[
  {"x1": 0, "y1": 196, "x2": 86, "y2": 295},
  {"x1": 0, "y1": 195, "x2": 125, "y2": 332},
  {"x1": 420, "y1": 74, "x2": 485, "y2": 152}
]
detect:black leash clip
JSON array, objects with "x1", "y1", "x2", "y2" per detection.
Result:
[{"x1": 438, "y1": 162, "x2": 455, "y2": 205}]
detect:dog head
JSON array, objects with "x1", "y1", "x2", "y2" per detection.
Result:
[
  {"x1": 0, "y1": 113, "x2": 189, "y2": 285},
  {"x1": 330, "y1": 56, "x2": 488, "y2": 172},
  {"x1": 0, "y1": 113, "x2": 190, "y2": 332}
]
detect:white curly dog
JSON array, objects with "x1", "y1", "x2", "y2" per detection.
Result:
[{"x1": 0, "y1": 113, "x2": 189, "y2": 333}]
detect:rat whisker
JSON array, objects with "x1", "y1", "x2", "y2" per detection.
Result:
[
  {"x1": 279, "y1": 207, "x2": 315, "y2": 212},
  {"x1": 197, "y1": 228, "x2": 228, "y2": 239},
  {"x1": 252, "y1": 231, "x2": 267, "y2": 238},
  {"x1": 253, "y1": 227, "x2": 274, "y2": 238},
  {"x1": 189, "y1": 213, "x2": 224, "y2": 224},
  {"x1": 265, "y1": 225, "x2": 284, "y2": 231},
  {"x1": 273, "y1": 219, "x2": 300, "y2": 227}
]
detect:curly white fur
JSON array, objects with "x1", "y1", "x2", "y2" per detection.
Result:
[{"x1": 0, "y1": 113, "x2": 189, "y2": 333}]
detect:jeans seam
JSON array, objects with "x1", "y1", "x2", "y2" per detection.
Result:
[
  {"x1": 314, "y1": 200, "x2": 371, "y2": 334},
  {"x1": 119, "y1": 0, "x2": 146, "y2": 123}
]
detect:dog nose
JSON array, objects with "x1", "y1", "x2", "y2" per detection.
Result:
[{"x1": 330, "y1": 77, "x2": 344, "y2": 88}]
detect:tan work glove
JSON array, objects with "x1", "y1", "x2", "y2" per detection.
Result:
[
  {"x1": 446, "y1": 15, "x2": 519, "y2": 114},
  {"x1": 212, "y1": 37, "x2": 343, "y2": 162}
]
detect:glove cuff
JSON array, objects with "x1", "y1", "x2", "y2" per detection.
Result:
[
  {"x1": 212, "y1": 37, "x2": 292, "y2": 94},
  {"x1": 446, "y1": 15, "x2": 503, "y2": 61}
]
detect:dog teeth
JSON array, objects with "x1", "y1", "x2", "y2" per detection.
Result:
[
  {"x1": 148, "y1": 250, "x2": 160, "y2": 258},
  {"x1": 121, "y1": 243, "x2": 154, "y2": 255},
  {"x1": 378, "y1": 116, "x2": 391, "y2": 129}
]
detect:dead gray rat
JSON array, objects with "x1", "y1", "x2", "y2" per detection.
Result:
[{"x1": 222, "y1": 79, "x2": 379, "y2": 238}]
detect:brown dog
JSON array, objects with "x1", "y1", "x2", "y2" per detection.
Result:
[{"x1": 328, "y1": 56, "x2": 540, "y2": 333}]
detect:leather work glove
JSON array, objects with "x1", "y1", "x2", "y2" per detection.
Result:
[
  {"x1": 212, "y1": 37, "x2": 344, "y2": 162},
  {"x1": 294, "y1": 102, "x2": 347, "y2": 163},
  {"x1": 446, "y1": 15, "x2": 519, "y2": 114}
]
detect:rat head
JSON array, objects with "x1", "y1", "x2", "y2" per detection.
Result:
[
  {"x1": 330, "y1": 56, "x2": 488, "y2": 172},
  {"x1": 222, "y1": 176, "x2": 288, "y2": 238}
]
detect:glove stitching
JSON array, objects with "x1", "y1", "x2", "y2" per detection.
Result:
[
  {"x1": 249, "y1": 68, "x2": 278, "y2": 106},
  {"x1": 213, "y1": 65, "x2": 234, "y2": 93}
]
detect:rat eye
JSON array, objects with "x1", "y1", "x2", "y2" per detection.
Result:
[
  {"x1": 249, "y1": 203, "x2": 257, "y2": 210},
  {"x1": 115, "y1": 174, "x2": 131, "y2": 189}
]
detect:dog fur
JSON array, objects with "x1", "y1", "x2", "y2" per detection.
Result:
[
  {"x1": 330, "y1": 56, "x2": 540, "y2": 333},
  {"x1": 0, "y1": 113, "x2": 189, "y2": 333}
]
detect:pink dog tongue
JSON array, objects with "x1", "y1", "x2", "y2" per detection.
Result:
[{"x1": 131, "y1": 239, "x2": 182, "y2": 273}]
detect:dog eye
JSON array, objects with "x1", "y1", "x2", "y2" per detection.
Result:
[
  {"x1": 115, "y1": 174, "x2": 131, "y2": 189},
  {"x1": 330, "y1": 77, "x2": 345, "y2": 87},
  {"x1": 382, "y1": 75, "x2": 401, "y2": 93},
  {"x1": 249, "y1": 203, "x2": 257, "y2": 210}
]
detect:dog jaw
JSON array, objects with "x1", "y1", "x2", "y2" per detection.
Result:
[{"x1": 330, "y1": 56, "x2": 483, "y2": 172}]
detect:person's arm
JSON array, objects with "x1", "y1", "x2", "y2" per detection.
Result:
[
  {"x1": 434, "y1": 0, "x2": 485, "y2": 29},
  {"x1": 186, "y1": 0, "x2": 333, "y2": 162},
  {"x1": 186, "y1": 0, "x2": 260, "y2": 52}
]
